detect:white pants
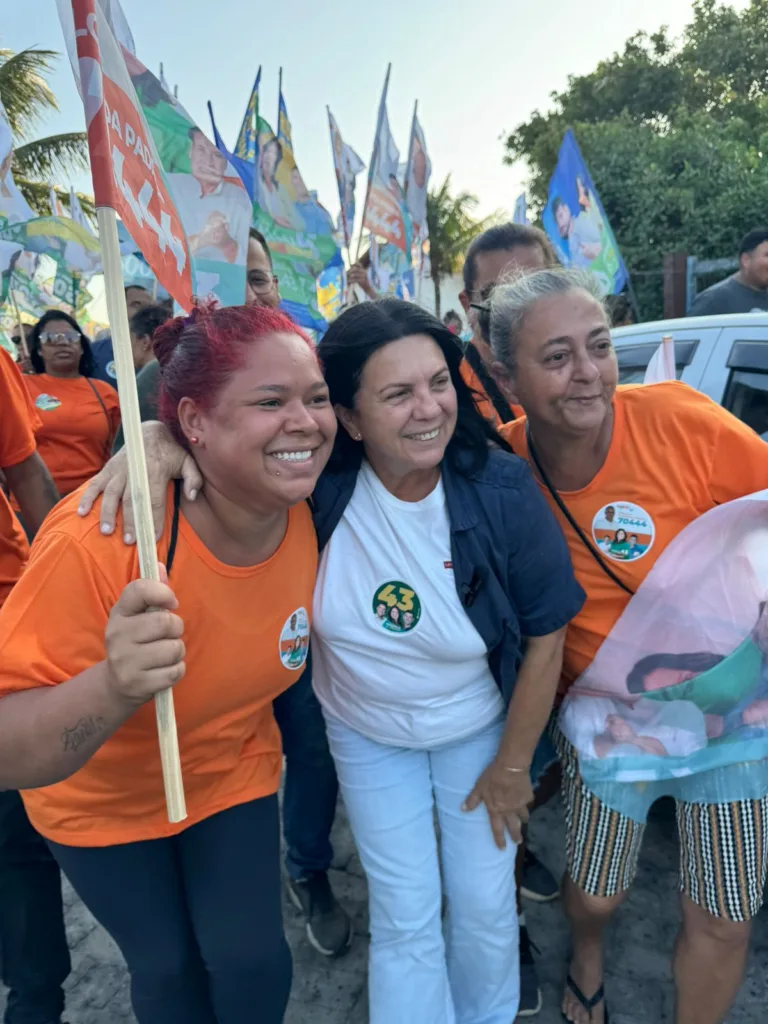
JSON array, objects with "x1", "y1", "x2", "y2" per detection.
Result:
[{"x1": 323, "y1": 713, "x2": 519, "y2": 1024}]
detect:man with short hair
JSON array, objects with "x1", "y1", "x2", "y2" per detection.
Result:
[
  {"x1": 0, "y1": 347, "x2": 70, "y2": 1024},
  {"x1": 688, "y1": 228, "x2": 768, "y2": 316},
  {"x1": 459, "y1": 222, "x2": 557, "y2": 428}
]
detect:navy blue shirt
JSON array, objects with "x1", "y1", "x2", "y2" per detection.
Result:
[
  {"x1": 90, "y1": 337, "x2": 118, "y2": 385},
  {"x1": 310, "y1": 447, "x2": 585, "y2": 706}
]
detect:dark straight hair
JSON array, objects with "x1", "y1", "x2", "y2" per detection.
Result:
[
  {"x1": 28, "y1": 309, "x2": 94, "y2": 377},
  {"x1": 317, "y1": 297, "x2": 512, "y2": 475}
]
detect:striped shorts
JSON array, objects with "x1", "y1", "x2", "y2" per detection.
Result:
[{"x1": 554, "y1": 725, "x2": 768, "y2": 922}]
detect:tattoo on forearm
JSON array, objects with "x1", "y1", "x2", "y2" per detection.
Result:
[{"x1": 61, "y1": 716, "x2": 108, "y2": 754}]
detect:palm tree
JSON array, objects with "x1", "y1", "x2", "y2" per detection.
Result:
[
  {"x1": 0, "y1": 47, "x2": 92, "y2": 217},
  {"x1": 425, "y1": 175, "x2": 500, "y2": 317}
]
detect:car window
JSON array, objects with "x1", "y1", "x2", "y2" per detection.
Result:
[
  {"x1": 613, "y1": 340, "x2": 699, "y2": 386},
  {"x1": 724, "y1": 340, "x2": 768, "y2": 436}
]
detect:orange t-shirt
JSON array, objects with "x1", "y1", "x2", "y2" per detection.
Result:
[
  {"x1": 0, "y1": 348, "x2": 41, "y2": 608},
  {"x1": 460, "y1": 352, "x2": 523, "y2": 428},
  {"x1": 500, "y1": 382, "x2": 768, "y2": 693},
  {"x1": 0, "y1": 487, "x2": 318, "y2": 846},
  {"x1": 23, "y1": 374, "x2": 121, "y2": 496}
]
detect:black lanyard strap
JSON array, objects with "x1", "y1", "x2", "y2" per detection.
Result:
[{"x1": 525, "y1": 425, "x2": 634, "y2": 597}]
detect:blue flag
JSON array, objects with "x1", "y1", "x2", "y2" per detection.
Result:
[
  {"x1": 542, "y1": 129, "x2": 628, "y2": 296},
  {"x1": 235, "y1": 69, "x2": 261, "y2": 164},
  {"x1": 208, "y1": 102, "x2": 255, "y2": 200}
]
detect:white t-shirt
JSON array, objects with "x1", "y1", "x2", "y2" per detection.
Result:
[{"x1": 312, "y1": 461, "x2": 504, "y2": 748}]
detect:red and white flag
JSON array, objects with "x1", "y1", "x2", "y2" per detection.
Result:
[{"x1": 58, "y1": 0, "x2": 193, "y2": 310}]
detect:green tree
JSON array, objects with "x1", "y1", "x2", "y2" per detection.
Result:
[
  {"x1": 426, "y1": 175, "x2": 499, "y2": 317},
  {"x1": 505, "y1": 0, "x2": 768, "y2": 318},
  {"x1": 0, "y1": 47, "x2": 92, "y2": 216}
]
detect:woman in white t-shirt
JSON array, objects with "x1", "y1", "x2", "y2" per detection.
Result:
[
  {"x1": 307, "y1": 300, "x2": 584, "y2": 1024},
  {"x1": 77, "y1": 299, "x2": 585, "y2": 1024}
]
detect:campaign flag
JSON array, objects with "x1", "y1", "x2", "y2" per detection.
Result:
[
  {"x1": 327, "y1": 108, "x2": 365, "y2": 251},
  {"x1": 542, "y1": 129, "x2": 628, "y2": 296},
  {"x1": 49, "y1": 187, "x2": 66, "y2": 217},
  {"x1": 69, "y1": 187, "x2": 90, "y2": 229},
  {"x1": 56, "y1": 0, "x2": 194, "y2": 311},
  {"x1": 403, "y1": 107, "x2": 431, "y2": 237},
  {"x1": 363, "y1": 67, "x2": 409, "y2": 252},
  {"x1": 208, "y1": 102, "x2": 255, "y2": 201},
  {"x1": 513, "y1": 192, "x2": 527, "y2": 225},
  {"x1": 644, "y1": 335, "x2": 676, "y2": 385},
  {"x1": 249, "y1": 76, "x2": 340, "y2": 332},
  {"x1": 277, "y1": 85, "x2": 292, "y2": 153},
  {"x1": 235, "y1": 69, "x2": 261, "y2": 164}
]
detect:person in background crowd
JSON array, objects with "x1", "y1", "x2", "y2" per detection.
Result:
[
  {"x1": 105, "y1": 226, "x2": 353, "y2": 958},
  {"x1": 459, "y1": 220, "x2": 561, "y2": 1017},
  {"x1": 459, "y1": 223, "x2": 557, "y2": 430},
  {"x1": 0, "y1": 346, "x2": 70, "y2": 1024},
  {"x1": 347, "y1": 257, "x2": 378, "y2": 301},
  {"x1": 688, "y1": 228, "x2": 768, "y2": 316},
  {"x1": 25, "y1": 311, "x2": 120, "y2": 499},
  {"x1": 90, "y1": 285, "x2": 155, "y2": 384},
  {"x1": 112, "y1": 305, "x2": 171, "y2": 455},
  {"x1": 442, "y1": 309, "x2": 463, "y2": 335},
  {"x1": 78, "y1": 298, "x2": 585, "y2": 1024},
  {"x1": 0, "y1": 303, "x2": 338, "y2": 1024},
  {"x1": 489, "y1": 268, "x2": 768, "y2": 1024},
  {"x1": 10, "y1": 322, "x2": 33, "y2": 374}
]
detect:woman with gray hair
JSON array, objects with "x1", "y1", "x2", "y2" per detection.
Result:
[{"x1": 482, "y1": 268, "x2": 768, "y2": 1024}]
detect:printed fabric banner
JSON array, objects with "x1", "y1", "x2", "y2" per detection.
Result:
[
  {"x1": 363, "y1": 96, "x2": 409, "y2": 253},
  {"x1": 57, "y1": 0, "x2": 194, "y2": 310},
  {"x1": 559, "y1": 491, "x2": 768, "y2": 820},
  {"x1": 403, "y1": 113, "x2": 431, "y2": 238},
  {"x1": 124, "y1": 59, "x2": 250, "y2": 307},
  {"x1": 327, "y1": 109, "x2": 364, "y2": 251},
  {"x1": 542, "y1": 129, "x2": 628, "y2": 296}
]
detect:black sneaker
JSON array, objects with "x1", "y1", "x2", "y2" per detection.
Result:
[
  {"x1": 518, "y1": 925, "x2": 542, "y2": 1017},
  {"x1": 286, "y1": 871, "x2": 353, "y2": 957},
  {"x1": 520, "y1": 848, "x2": 560, "y2": 903}
]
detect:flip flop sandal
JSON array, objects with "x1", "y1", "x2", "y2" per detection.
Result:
[{"x1": 562, "y1": 973, "x2": 610, "y2": 1023}]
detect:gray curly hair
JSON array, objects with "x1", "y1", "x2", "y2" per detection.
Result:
[{"x1": 488, "y1": 268, "x2": 606, "y2": 369}]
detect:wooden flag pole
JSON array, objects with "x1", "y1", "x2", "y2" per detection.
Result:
[{"x1": 96, "y1": 204, "x2": 186, "y2": 824}]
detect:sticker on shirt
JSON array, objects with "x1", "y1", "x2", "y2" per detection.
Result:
[
  {"x1": 592, "y1": 502, "x2": 655, "y2": 563},
  {"x1": 106, "y1": 360, "x2": 117, "y2": 380},
  {"x1": 34, "y1": 393, "x2": 61, "y2": 412},
  {"x1": 279, "y1": 607, "x2": 310, "y2": 670},
  {"x1": 372, "y1": 580, "x2": 422, "y2": 633}
]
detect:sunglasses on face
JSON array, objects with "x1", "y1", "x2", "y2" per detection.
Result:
[{"x1": 40, "y1": 331, "x2": 81, "y2": 345}]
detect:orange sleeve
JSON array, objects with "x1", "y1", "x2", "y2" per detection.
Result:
[
  {"x1": 0, "y1": 349, "x2": 39, "y2": 467},
  {"x1": 0, "y1": 527, "x2": 118, "y2": 700},
  {"x1": 707, "y1": 405, "x2": 768, "y2": 504}
]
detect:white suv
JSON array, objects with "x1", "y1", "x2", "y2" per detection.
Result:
[{"x1": 612, "y1": 313, "x2": 768, "y2": 437}]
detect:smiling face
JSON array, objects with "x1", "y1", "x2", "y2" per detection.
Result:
[
  {"x1": 189, "y1": 130, "x2": 227, "y2": 189},
  {"x1": 337, "y1": 334, "x2": 458, "y2": 483},
  {"x1": 38, "y1": 318, "x2": 82, "y2": 377},
  {"x1": 496, "y1": 290, "x2": 617, "y2": 438},
  {"x1": 179, "y1": 331, "x2": 336, "y2": 513}
]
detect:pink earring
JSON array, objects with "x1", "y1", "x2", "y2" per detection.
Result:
[{"x1": 190, "y1": 436, "x2": 199, "y2": 445}]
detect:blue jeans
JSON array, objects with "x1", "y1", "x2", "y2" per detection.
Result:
[
  {"x1": 324, "y1": 713, "x2": 519, "y2": 1024},
  {"x1": 273, "y1": 670, "x2": 338, "y2": 880}
]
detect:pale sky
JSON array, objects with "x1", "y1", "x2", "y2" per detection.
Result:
[{"x1": 3, "y1": 0, "x2": 749, "y2": 222}]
